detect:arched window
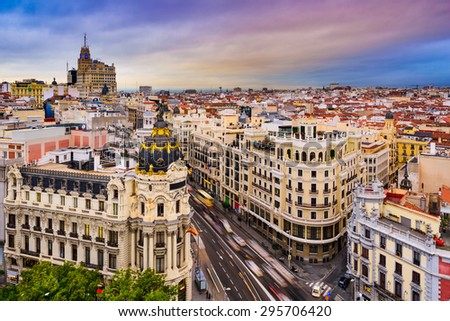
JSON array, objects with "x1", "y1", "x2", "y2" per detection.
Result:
[
  {"x1": 318, "y1": 152, "x2": 323, "y2": 162},
  {"x1": 295, "y1": 150, "x2": 300, "y2": 161},
  {"x1": 302, "y1": 152, "x2": 307, "y2": 162},
  {"x1": 310, "y1": 152, "x2": 316, "y2": 162},
  {"x1": 287, "y1": 149, "x2": 292, "y2": 159}
]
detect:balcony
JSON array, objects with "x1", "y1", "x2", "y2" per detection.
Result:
[
  {"x1": 45, "y1": 228, "x2": 54, "y2": 234},
  {"x1": 69, "y1": 232, "x2": 79, "y2": 238},
  {"x1": 95, "y1": 237, "x2": 105, "y2": 243},
  {"x1": 285, "y1": 198, "x2": 292, "y2": 204},
  {"x1": 6, "y1": 223, "x2": 16, "y2": 229},
  {"x1": 155, "y1": 242, "x2": 165, "y2": 248},
  {"x1": 33, "y1": 226, "x2": 42, "y2": 232},
  {"x1": 82, "y1": 235, "x2": 92, "y2": 241},
  {"x1": 20, "y1": 249, "x2": 40, "y2": 257},
  {"x1": 309, "y1": 190, "x2": 318, "y2": 194},
  {"x1": 21, "y1": 223, "x2": 30, "y2": 230},
  {"x1": 57, "y1": 230, "x2": 66, "y2": 236},
  {"x1": 374, "y1": 282, "x2": 401, "y2": 301},
  {"x1": 107, "y1": 241, "x2": 118, "y2": 248},
  {"x1": 82, "y1": 262, "x2": 102, "y2": 270},
  {"x1": 295, "y1": 188, "x2": 304, "y2": 193},
  {"x1": 138, "y1": 239, "x2": 143, "y2": 247},
  {"x1": 323, "y1": 189, "x2": 331, "y2": 194}
]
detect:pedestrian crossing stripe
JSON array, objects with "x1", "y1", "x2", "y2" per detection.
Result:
[{"x1": 305, "y1": 281, "x2": 332, "y2": 297}]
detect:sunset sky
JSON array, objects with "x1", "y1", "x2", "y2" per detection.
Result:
[{"x1": 1, "y1": 0, "x2": 449, "y2": 90}]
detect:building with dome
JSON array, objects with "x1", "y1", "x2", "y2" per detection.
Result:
[{"x1": 3, "y1": 103, "x2": 193, "y2": 300}]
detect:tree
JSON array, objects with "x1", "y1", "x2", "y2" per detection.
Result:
[
  {"x1": 13, "y1": 262, "x2": 102, "y2": 301},
  {"x1": 98, "y1": 268, "x2": 177, "y2": 301}
]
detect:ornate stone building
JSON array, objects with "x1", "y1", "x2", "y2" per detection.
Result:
[
  {"x1": 74, "y1": 34, "x2": 117, "y2": 98},
  {"x1": 3, "y1": 104, "x2": 193, "y2": 300}
]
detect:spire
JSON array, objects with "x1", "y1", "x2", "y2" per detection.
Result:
[{"x1": 84, "y1": 33, "x2": 87, "y2": 48}]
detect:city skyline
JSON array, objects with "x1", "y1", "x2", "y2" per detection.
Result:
[{"x1": 1, "y1": 0, "x2": 450, "y2": 90}]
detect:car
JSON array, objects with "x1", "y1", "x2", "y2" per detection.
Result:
[
  {"x1": 245, "y1": 260, "x2": 263, "y2": 277},
  {"x1": 232, "y1": 233, "x2": 247, "y2": 247},
  {"x1": 311, "y1": 284, "x2": 322, "y2": 298},
  {"x1": 338, "y1": 276, "x2": 350, "y2": 289}
]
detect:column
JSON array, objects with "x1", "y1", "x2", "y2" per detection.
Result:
[
  {"x1": 143, "y1": 233, "x2": 148, "y2": 270},
  {"x1": 130, "y1": 229, "x2": 136, "y2": 268},
  {"x1": 167, "y1": 231, "x2": 173, "y2": 271},
  {"x1": 148, "y1": 233, "x2": 154, "y2": 270}
]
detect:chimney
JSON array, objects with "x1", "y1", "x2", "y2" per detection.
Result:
[
  {"x1": 430, "y1": 142, "x2": 436, "y2": 155},
  {"x1": 94, "y1": 150, "x2": 101, "y2": 171},
  {"x1": 420, "y1": 196, "x2": 426, "y2": 212}
]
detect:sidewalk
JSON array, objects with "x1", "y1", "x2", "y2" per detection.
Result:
[{"x1": 223, "y1": 207, "x2": 345, "y2": 283}]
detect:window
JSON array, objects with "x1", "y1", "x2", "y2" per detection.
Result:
[
  {"x1": 324, "y1": 211, "x2": 329, "y2": 219},
  {"x1": 380, "y1": 235, "x2": 386, "y2": 249},
  {"x1": 99, "y1": 201, "x2": 104, "y2": 211},
  {"x1": 84, "y1": 224, "x2": 90, "y2": 236},
  {"x1": 85, "y1": 199, "x2": 91, "y2": 210},
  {"x1": 395, "y1": 262, "x2": 402, "y2": 276},
  {"x1": 112, "y1": 203, "x2": 118, "y2": 215},
  {"x1": 73, "y1": 198, "x2": 78, "y2": 208},
  {"x1": 36, "y1": 238, "x2": 41, "y2": 253},
  {"x1": 156, "y1": 231, "x2": 165, "y2": 247},
  {"x1": 48, "y1": 218, "x2": 52, "y2": 230},
  {"x1": 36, "y1": 193, "x2": 41, "y2": 202},
  {"x1": 60, "y1": 196, "x2": 65, "y2": 206},
  {"x1": 98, "y1": 226, "x2": 104, "y2": 239},
  {"x1": 362, "y1": 247, "x2": 369, "y2": 259},
  {"x1": 311, "y1": 171, "x2": 316, "y2": 178},
  {"x1": 8, "y1": 234, "x2": 14, "y2": 248},
  {"x1": 309, "y1": 245, "x2": 318, "y2": 253},
  {"x1": 72, "y1": 222, "x2": 77, "y2": 234},
  {"x1": 98, "y1": 250, "x2": 104, "y2": 268},
  {"x1": 156, "y1": 255, "x2": 165, "y2": 273},
  {"x1": 24, "y1": 235, "x2": 29, "y2": 251},
  {"x1": 109, "y1": 254, "x2": 117, "y2": 269},
  {"x1": 109, "y1": 231, "x2": 119, "y2": 246},
  {"x1": 298, "y1": 169, "x2": 302, "y2": 177},
  {"x1": 311, "y1": 184, "x2": 316, "y2": 192},
  {"x1": 25, "y1": 191, "x2": 30, "y2": 200},
  {"x1": 60, "y1": 242, "x2": 65, "y2": 258},
  {"x1": 362, "y1": 264, "x2": 368, "y2": 278},
  {"x1": 311, "y1": 212, "x2": 316, "y2": 219},
  {"x1": 394, "y1": 281, "x2": 402, "y2": 298},
  {"x1": 412, "y1": 271, "x2": 420, "y2": 285},
  {"x1": 353, "y1": 243, "x2": 358, "y2": 254},
  {"x1": 353, "y1": 259, "x2": 358, "y2": 272},
  {"x1": 48, "y1": 194, "x2": 52, "y2": 204},
  {"x1": 297, "y1": 210, "x2": 302, "y2": 218},
  {"x1": 396, "y1": 243, "x2": 402, "y2": 257},
  {"x1": 325, "y1": 170, "x2": 329, "y2": 178},
  {"x1": 85, "y1": 247, "x2": 91, "y2": 264},
  {"x1": 311, "y1": 198, "x2": 316, "y2": 206},
  {"x1": 157, "y1": 203, "x2": 164, "y2": 216},
  {"x1": 59, "y1": 220, "x2": 65, "y2": 232},
  {"x1": 35, "y1": 216, "x2": 41, "y2": 228},
  {"x1": 379, "y1": 271, "x2": 386, "y2": 289},
  {"x1": 365, "y1": 229, "x2": 371, "y2": 239},
  {"x1": 412, "y1": 290, "x2": 420, "y2": 301},
  {"x1": 48, "y1": 240, "x2": 53, "y2": 256},
  {"x1": 72, "y1": 245, "x2": 78, "y2": 261},
  {"x1": 140, "y1": 202, "x2": 145, "y2": 215},
  {"x1": 379, "y1": 254, "x2": 386, "y2": 267},
  {"x1": 413, "y1": 251, "x2": 420, "y2": 266}
]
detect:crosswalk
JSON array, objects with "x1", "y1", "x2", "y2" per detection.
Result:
[{"x1": 305, "y1": 281, "x2": 333, "y2": 298}]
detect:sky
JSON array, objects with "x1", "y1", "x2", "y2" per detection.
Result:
[{"x1": 1, "y1": 0, "x2": 450, "y2": 91}]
